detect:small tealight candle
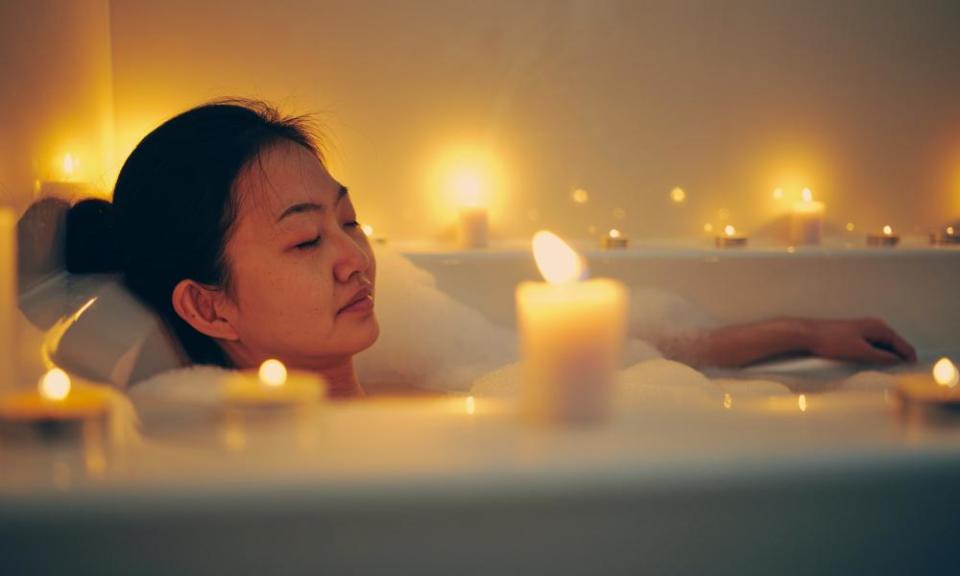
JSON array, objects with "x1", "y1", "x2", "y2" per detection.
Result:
[
  {"x1": 866, "y1": 225, "x2": 900, "y2": 247},
  {"x1": 601, "y1": 228, "x2": 628, "y2": 249},
  {"x1": 516, "y1": 231, "x2": 628, "y2": 424},
  {"x1": 715, "y1": 225, "x2": 748, "y2": 248},
  {"x1": 0, "y1": 368, "x2": 110, "y2": 439},
  {"x1": 930, "y1": 225, "x2": 960, "y2": 246},
  {"x1": 790, "y1": 188, "x2": 825, "y2": 246},
  {"x1": 896, "y1": 357, "x2": 960, "y2": 406},
  {"x1": 221, "y1": 359, "x2": 326, "y2": 409}
]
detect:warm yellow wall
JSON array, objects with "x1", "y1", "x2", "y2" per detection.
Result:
[
  {"x1": 8, "y1": 0, "x2": 958, "y2": 240},
  {"x1": 0, "y1": 0, "x2": 114, "y2": 214}
]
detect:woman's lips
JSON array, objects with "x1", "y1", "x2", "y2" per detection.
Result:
[{"x1": 338, "y1": 287, "x2": 374, "y2": 315}]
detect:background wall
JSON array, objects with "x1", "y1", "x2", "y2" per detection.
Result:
[
  {"x1": 4, "y1": 0, "x2": 960, "y2": 241},
  {"x1": 0, "y1": 0, "x2": 114, "y2": 214}
]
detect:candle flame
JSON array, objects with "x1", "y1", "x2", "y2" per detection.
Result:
[
  {"x1": 703, "y1": 223, "x2": 714, "y2": 233},
  {"x1": 801, "y1": 188, "x2": 813, "y2": 202},
  {"x1": 798, "y1": 394, "x2": 808, "y2": 412},
  {"x1": 532, "y1": 230, "x2": 584, "y2": 284},
  {"x1": 571, "y1": 188, "x2": 589, "y2": 204},
  {"x1": 882, "y1": 225, "x2": 893, "y2": 236},
  {"x1": 259, "y1": 359, "x2": 288, "y2": 387},
  {"x1": 947, "y1": 226, "x2": 956, "y2": 235},
  {"x1": 773, "y1": 187, "x2": 784, "y2": 200},
  {"x1": 932, "y1": 357, "x2": 958, "y2": 388},
  {"x1": 724, "y1": 225, "x2": 737, "y2": 236},
  {"x1": 361, "y1": 224, "x2": 375, "y2": 237},
  {"x1": 39, "y1": 368, "x2": 71, "y2": 401},
  {"x1": 670, "y1": 187, "x2": 686, "y2": 203},
  {"x1": 846, "y1": 222, "x2": 855, "y2": 232},
  {"x1": 608, "y1": 228, "x2": 621, "y2": 239},
  {"x1": 722, "y1": 393, "x2": 732, "y2": 410},
  {"x1": 465, "y1": 395, "x2": 476, "y2": 415},
  {"x1": 62, "y1": 153, "x2": 77, "y2": 178}
]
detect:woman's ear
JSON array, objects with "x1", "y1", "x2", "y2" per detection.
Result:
[{"x1": 171, "y1": 279, "x2": 240, "y2": 341}]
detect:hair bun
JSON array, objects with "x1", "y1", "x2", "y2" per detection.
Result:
[{"x1": 66, "y1": 198, "x2": 121, "y2": 274}]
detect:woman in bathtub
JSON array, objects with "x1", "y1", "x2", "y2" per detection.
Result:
[{"x1": 66, "y1": 100, "x2": 916, "y2": 397}]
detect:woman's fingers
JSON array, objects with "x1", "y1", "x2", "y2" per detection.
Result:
[
  {"x1": 860, "y1": 319, "x2": 917, "y2": 362},
  {"x1": 852, "y1": 339, "x2": 903, "y2": 365}
]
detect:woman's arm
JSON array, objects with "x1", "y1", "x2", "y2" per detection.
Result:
[{"x1": 655, "y1": 317, "x2": 917, "y2": 369}]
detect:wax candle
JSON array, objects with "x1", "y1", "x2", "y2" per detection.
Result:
[
  {"x1": 0, "y1": 369, "x2": 110, "y2": 432},
  {"x1": 790, "y1": 188, "x2": 825, "y2": 245},
  {"x1": 896, "y1": 357, "x2": 960, "y2": 405},
  {"x1": 516, "y1": 231, "x2": 627, "y2": 424},
  {"x1": 930, "y1": 225, "x2": 960, "y2": 246},
  {"x1": 458, "y1": 206, "x2": 489, "y2": 249},
  {"x1": 38, "y1": 153, "x2": 91, "y2": 200},
  {"x1": 866, "y1": 225, "x2": 899, "y2": 247},
  {"x1": 715, "y1": 225, "x2": 748, "y2": 248},
  {"x1": 221, "y1": 359, "x2": 326, "y2": 409},
  {"x1": 601, "y1": 228, "x2": 628, "y2": 249},
  {"x1": 0, "y1": 207, "x2": 16, "y2": 392}
]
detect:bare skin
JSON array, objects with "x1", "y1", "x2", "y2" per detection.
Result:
[{"x1": 657, "y1": 316, "x2": 917, "y2": 369}]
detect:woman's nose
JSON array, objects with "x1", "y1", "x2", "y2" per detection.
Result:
[{"x1": 332, "y1": 229, "x2": 371, "y2": 283}]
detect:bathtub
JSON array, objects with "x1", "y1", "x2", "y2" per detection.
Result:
[{"x1": 5, "y1": 235, "x2": 960, "y2": 575}]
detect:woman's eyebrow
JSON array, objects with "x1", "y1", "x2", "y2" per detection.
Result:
[{"x1": 276, "y1": 185, "x2": 349, "y2": 223}]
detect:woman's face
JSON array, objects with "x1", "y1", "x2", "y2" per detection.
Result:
[{"x1": 218, "y1": 140, "x2": 378, "y2": 369}]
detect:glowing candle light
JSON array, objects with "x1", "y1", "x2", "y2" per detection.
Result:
[
  {"x1": 896, "y1": 357, "x2": 960, "y2": 405},
  {"x1": 790, "y1": 188, "x2": 825, "y2": 245},
  {"x1": 39, "y1": 152, "x2": 91, "y2": 201},
  {"x1": 798, "y1": 394, "x2": 808, "y2": 412},
  {"x1": 930, "y1": 224, "x2": 960, "y2": 246},
  {"x1": 0, "y1": 207, "x2": 16, "y2": 392},
  {"x1": 516, "y1": 231, "x2": 628, "y2": 424},
  {"x1": 933, "y1": 358, "x2": 959, "y2": 388},
  {"x1": 867, "y1": 225, "x2": 900, "y2": 247},
  {"x1": 601, "y1": 228, "x2": 629, "y2": 249},
  {"x1": 0, "y1": 368, "x2": 111, "y2": 433},
  {"x1": 670, "y1": 187, "x2": 686, "y2": 204},
  {"x1": 222, "y1": 358, "x2": 325, "y2": 408},
  {"x1": 715, "y1": 224, "x2": 748, "y2": 248}
]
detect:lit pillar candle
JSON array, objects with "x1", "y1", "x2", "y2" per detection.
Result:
[
  {"x1": 896, "y1": 357, "x2": 960, "y2": 405},
  {"x1": 0, "y1": 207, "x2": 16, "y2": 392},
  {"x1": 458, "y1": 206, "x2": 489, "y2": 249},
  {"x1": 38, "y1": 153, "x2": 91, "y2": 200},
  {"x1": 516, "y1": 231, "x2": 628, "y2": 424},
  {"x1": 790, "y1": 188, "x2": 825, "y2": 245},
  {"x1": 866, "y1": 225, "x2": 899, "y2": 247},
  {"x1": 0, "y1": 369, "x2": 110, "y2": 431}
]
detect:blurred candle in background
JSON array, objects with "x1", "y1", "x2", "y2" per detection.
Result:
[
  {"x1": 0, "y1": 207, "x2": 17, "y2": 391},
  {"x1": 38, "y1": 153, "x2": 92, "y2": 201},
  {"x1": 790, "y1": 188, "x2": 825, "y2": 245},
  {"x1": 516, "y1": 231, "x2": 627, "y2": 424}
]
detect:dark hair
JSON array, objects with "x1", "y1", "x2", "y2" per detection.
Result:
[{"x1": 66, "y1": 99, "x2": 322, "y2": 366}]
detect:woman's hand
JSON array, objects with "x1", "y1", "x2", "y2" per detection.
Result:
[{"x1": 804, "y1": 317, "x2": 917, "y2": 365}]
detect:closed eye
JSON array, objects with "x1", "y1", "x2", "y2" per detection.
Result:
[
  {"x1": 295, "y1": 236, "x2": 321, "y2": 250},
  {"x1": 344, "y1": 220, "x2": 360, "y2": 229}
]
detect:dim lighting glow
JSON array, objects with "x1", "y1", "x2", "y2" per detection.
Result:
[
  {"x1": 571, "y1": 188, "x2": 589, "y2": 204},
  {"x1": 430, "y1": 146, "x2": 505, "y2": 219},
  {"x1": 798, "y1": 394, "x2": 808, "y2": 412},
  {"x1": 773, "y1": 188, "x2": 784, "y2": 200},
  {"x1": 465, "y1": 395, "x2": 476, "y2": 415},
  {"x1": 670, "y1": 187, "x2": 686, "y2": 204},
  {"x1": 703, "y1": 223, "x2": 714, "y2": 233},
  {"x1": 608, "y1": 228, "x2": 622, "y2": 239},
  {"x1": 40, "y1": 368, "x2": 71, "y2": 401},
  {"x1": 532, "y1": 230, "x2": 584, "y2": 284},
  {"x1": 947, "y1": 226, "x2": 956, "y2": 235},
  {"x1": 801, "y1": 188, "x2": 813, "y2": 202},
  {"x1": 62, "y1": 153, "x2": 77, "y2": 179},
  {"x1": 361, "y1": 224, "x2": 375, "y2": 237},
  {"x1": 724, "y1": 225, "x2": 737, "y2": 236},
  {"x1": 882, "y1": 225, "x2": 893, "y2": 236},
  {"x1": 722, "y1": 393, "x2": 732, "y2": 410},
  {"x1": 846, "y1": 222, "x2": 855, "y2": 232},
  {"x1": 933, "y1": 358, "x2": 959, "y2": 388},
  {"x1": 258, "y1": 359, "x2": 288, "y2": 387}
]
